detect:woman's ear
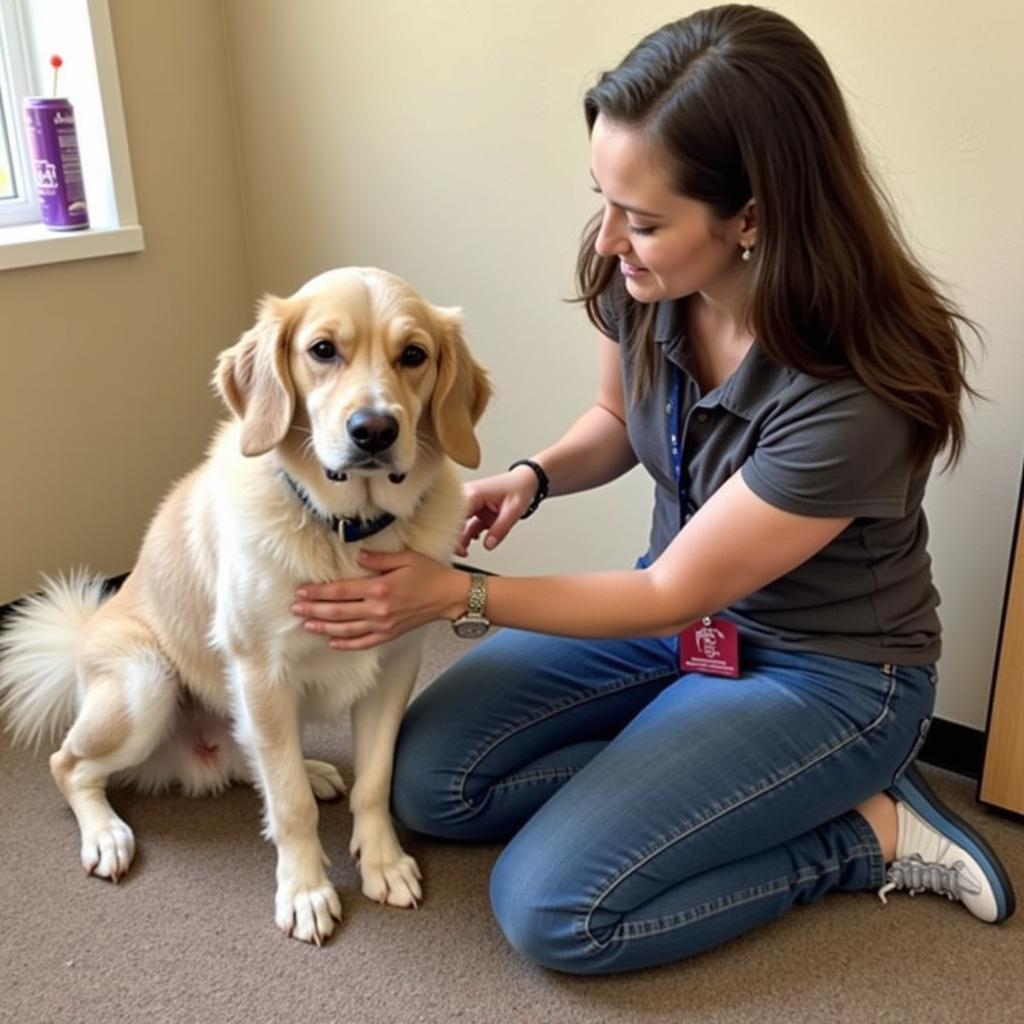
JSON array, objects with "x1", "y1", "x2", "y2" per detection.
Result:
[
  {"x1": 214, "y1": 295, "x2": 297, "y2": 456},
  {"x1": 738, "y1": 197, "x2": 757, "y2": 249},
  {"x1": 429, "y1": 306, "x2": 492, "y2": 469}
]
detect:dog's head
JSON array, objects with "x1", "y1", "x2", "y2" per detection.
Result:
[{"x1": 214, "y1": 268, "x2": 491, "y2": 479}]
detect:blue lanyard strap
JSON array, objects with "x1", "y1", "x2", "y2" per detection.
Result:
[{"x1": 669, "y1": 366, "x2": 688, "y2": 528}]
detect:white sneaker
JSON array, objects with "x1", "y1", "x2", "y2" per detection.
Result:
[{"x1": 877, "y1": 765, "x2": 1015, "y2": 923}]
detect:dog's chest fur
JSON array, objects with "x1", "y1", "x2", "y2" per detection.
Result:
[{"x1": 120, "y1": 422, "x2": 464, "y2": 719}]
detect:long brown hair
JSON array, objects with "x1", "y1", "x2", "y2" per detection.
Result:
[{"x1": 576, "y1": 3, "x2": 978, "y2": 470}]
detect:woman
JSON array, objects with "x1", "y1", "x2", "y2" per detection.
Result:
[{"x1": 291, "y1": 4, "x2": 1015, "y2": 973}]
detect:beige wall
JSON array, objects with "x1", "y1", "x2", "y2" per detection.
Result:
[
  {"x1": 3, "y1": 1, "x2": 1020, "y2": 732},
  {"x1": 222, "y1": 0, "x2": 1024, "y2": 729},
  {"x1": 0, "y1": 0, "x2": 251, "y2": 601}
]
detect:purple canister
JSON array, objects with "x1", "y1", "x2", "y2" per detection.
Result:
[{"x1": 22, "y1": 97, "x2": 89, "y2": 231}]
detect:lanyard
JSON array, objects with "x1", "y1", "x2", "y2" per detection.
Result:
[
  {"x1": 669, "y1": 365, "x2": 689, "y2": 529},
  {"x1": 669, "y1": 367, "x2": 741, "y2": 674}
]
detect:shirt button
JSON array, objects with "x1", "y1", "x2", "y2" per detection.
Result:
[
  {"x1": 695, "y1": 411, "x2": 710, "y2": 423},
  {"x1": 665, "y1": 402, "x2": 672, "y2": 415}
]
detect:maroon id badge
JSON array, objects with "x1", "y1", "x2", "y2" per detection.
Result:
[{"x1": 679, "y1": 616, "x2": 740, "y2": 678}]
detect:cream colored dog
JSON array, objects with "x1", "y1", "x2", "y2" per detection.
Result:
[{"x1": 0, "y1": 267, "x2": 491, "y2": 945}]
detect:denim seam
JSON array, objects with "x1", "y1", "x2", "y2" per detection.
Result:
[
  {"x1": 492, "y1": 766, "x2": 581, "y2": 794},
  {"x1": 584, "y1": 845, "x2": 878, "y2": 949},
  {"x1": 453, "y1": 666, "x2": 677, "y2": 812},
  {"x1": 581, "y1": 663, "x2": 899, "y2": 950}
]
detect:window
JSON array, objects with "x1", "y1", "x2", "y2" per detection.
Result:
[
  {"x1": 0, "y1": 84, "x2": 16, "y2": 198},
  {"x1": 0, "y1": 0, "x2": 37, "y2": 227},
  {"x1": 0, "y1": 0, "x2": 144, "y2": 270}
]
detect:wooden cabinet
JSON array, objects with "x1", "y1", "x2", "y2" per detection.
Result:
[{"x1": 980, "y1": 478, "x2": 1024, "y2": 814}]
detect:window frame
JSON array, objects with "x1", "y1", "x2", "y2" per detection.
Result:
[{"x1": 0, "y1": 0, "x2": 39, "y2": 226}]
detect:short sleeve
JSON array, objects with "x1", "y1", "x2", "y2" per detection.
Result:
[{"x1": 740, "y1": 379, "x2": 916, "y2": 518}]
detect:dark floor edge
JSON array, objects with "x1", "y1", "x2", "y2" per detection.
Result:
[{"x1": 917, "y1": 716, "x2": 984, "y2": 780}]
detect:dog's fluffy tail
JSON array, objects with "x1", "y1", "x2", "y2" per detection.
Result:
[{"x1": 0, "y1": 570, "x2": 109, "y2": 751}]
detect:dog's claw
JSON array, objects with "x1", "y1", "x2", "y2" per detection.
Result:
[{"x1": 276, "y1": 877, "x2": 342, "y2": 945}]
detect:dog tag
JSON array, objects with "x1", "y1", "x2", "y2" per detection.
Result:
[{"x1": 679, "y1": 616, "x2": 740, "y2": 678}]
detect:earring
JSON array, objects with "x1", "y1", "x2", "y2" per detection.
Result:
[{"x1": 741, "y1": 243, "x2": 753, "y2": 263}]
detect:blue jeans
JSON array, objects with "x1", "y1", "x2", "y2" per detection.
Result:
[{"x1": 391, "y1": 630, "x2": 936, "y2": 974}]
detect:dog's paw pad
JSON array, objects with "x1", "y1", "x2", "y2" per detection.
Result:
[
  {"x1": 81, "y1": 817, "x2": 135, "y2": 881},
  {"x1": 276, "y1": 882, "x2": 342, "y2": 945},
  {"x1": 304, "y1": 759, "x2": 348, "y2": 801}
]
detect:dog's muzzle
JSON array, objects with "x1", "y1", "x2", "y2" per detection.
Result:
[{"x1": 323, "y1": 408, "x2": 406, "y2": 484}]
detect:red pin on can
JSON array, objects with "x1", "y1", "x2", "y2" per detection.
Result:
[{"x1": 22, "y1": 54, "x2": 90, "y2": 231}]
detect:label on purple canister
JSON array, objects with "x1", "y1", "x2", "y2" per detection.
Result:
[{"x1": 22, "y1": 97, "x2": 89, "y2": 231}]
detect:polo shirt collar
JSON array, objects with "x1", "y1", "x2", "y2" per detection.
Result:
[
  {"x1": 652, "y1": 298, "x2": 796, "y2": 422},
  {"x1": 716, "y1": 342, "x2": 794, "y2": 420},
  {"x1": 654, "y1": 299, "x2": 684, "y2": 345}
]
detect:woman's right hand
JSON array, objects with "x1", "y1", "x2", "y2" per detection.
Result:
[{"x1": 456, "y1": 465, "x2": 541, "y2": 556}]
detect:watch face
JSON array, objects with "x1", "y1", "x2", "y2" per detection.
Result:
[{"x1": 454, "y1": 618, "x2": 490, "y2": 639}]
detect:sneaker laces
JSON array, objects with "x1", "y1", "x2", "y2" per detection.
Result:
[{"x1": 877, "y1": 853, "x2": 983, "y2": 905}]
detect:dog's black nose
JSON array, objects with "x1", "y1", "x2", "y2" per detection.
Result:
[{"x1": 347, "y1": 409, "x2": 399, "y2": 454}]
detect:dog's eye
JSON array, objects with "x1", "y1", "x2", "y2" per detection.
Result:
[
  {"x1": 400, "y1": 344, "x2": 428, "y2": 368},
  {"x1": 309, "y1": 340, "x2": 337, "y2": 362}
]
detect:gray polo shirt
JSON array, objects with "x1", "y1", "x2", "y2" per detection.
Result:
[{"x1": 612, "y1": 296, "x2": 941, "y2": 665}]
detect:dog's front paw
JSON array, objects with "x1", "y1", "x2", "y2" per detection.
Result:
[
  {"x1": 303, "y1": 759, "x2": 347, "y2": 801},
  {"x1": 359, "y1": 852, "x2": 422, "y2": 909},
  {"x1": 275, "y1": 873, "x2": 342, "y2": 945},
  {"x1": 350, "y1": 819, "x2": 423, "y2": 908},
  {"x1": 81, "y1": 814, "x2": 136, "y2": 882}
]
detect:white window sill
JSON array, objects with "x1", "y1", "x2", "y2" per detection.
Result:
[{"x1": 0, "y1": 221, "x2": 143, "y2": 270}]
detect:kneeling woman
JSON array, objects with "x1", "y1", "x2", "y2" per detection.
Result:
[{"x1": 292, "y1": 4, "x2": 1015, "y2": 974}]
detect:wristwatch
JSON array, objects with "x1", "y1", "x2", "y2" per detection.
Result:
[{"x1": 452, "y1": 572, "x2": 491, "y2": 639}]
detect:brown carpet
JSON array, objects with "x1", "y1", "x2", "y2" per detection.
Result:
[{"x1": 2, "y1": 622, "x2": 1022, "y2": 1023}]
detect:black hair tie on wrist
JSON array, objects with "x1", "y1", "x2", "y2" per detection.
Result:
[{"x1": 508, "y1": 459, "x2": 549, "y2": 519}]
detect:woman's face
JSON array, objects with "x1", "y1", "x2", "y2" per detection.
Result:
[{"x1": 589, "y1": 114, "x2": 752, "y2": 305}]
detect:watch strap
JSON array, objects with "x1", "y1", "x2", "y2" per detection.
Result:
[{"x1": 465, "y1": 572, "x2": 487, "y2": 617}]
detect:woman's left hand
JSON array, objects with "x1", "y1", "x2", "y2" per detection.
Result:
[{"x1": 291, "y1": 549, "x2": 466, "y2": 651}]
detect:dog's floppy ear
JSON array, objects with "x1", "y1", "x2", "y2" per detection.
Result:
[
  {"x1": 214, "y1": 295, "x2": 297, "y2": 457},
  {"x1": 429, "y1": 306, "x2": 492, "y2": 469}
]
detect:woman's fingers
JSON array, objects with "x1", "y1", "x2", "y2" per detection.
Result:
[
  {"x1": 293, "y1": 600, "x2": 361, "y2": 622},
  {"x1": 292, "y1": 548, "x2": 451, "y2": 651},
  {"x1": 329, "y1": 633, "x2": 390, "y2": 652},
  {"x1": 304, "y1": 617, "x2": 376, "y2": 638},
  {"x1": 458, "y1": 515, "x2": 487, "y2": 554},
  {"x1": 296, "y1": 580, "x2": 360, "y2": 602},
  {"x1": 481, "y1": 498, "x2": 527, "y2": 550},
  {"x1": 295, "y1": 559, "x2": 396, "y2": 605}
]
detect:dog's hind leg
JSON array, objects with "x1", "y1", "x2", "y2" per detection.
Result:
[{"x1": 50, "y1": 649, "x2": 177, "y2": 881}]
